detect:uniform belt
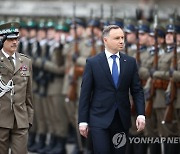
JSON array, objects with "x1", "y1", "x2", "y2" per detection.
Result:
[{"x1": 154, "y1": 79, "x2": 169, "y2": 90}]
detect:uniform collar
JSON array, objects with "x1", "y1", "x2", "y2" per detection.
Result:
[{"x1": 1, "y1": 49, "x2": 16, "y2": 60}]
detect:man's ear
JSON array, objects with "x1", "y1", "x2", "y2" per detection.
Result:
[{"x1": 103, "y1": 37, "x2": 107, "y2": 44}]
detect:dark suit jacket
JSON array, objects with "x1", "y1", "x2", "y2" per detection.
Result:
[{"x1": 78, "y1": 51, "x2": 145, "y2": 130}]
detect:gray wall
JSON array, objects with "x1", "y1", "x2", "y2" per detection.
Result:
[{"x1": 0, "y1": 0, "x2": 179, "y2": 19}]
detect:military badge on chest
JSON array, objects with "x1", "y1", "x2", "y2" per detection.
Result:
[{"x1": 20, "y1": 64, "x2": 28, "y2": 80}]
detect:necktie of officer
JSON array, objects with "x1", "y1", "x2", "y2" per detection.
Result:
[
  {"x1": 111, "y1": 55, "x2": 119, "y2": 87},
  {"x1": 8, "y1": 56, "x2": 15, "y2": 71}
]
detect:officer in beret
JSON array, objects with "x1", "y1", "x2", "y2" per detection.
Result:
[{"x1": 0, "y1": 22, "x2": 33, "y2": 154}]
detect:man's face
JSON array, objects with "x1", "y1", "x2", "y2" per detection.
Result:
[
  {"x1": 126, "y1": 32, "x2": 136, "y2": 44},
  {"x1": 148, "y1": 36, "x2": 155, "y2": 46},
  {"x1": 37, "y1": 29, "x2": 47, "y2": 41},
  {"x1": 165, "y1": 33, "x2": 174, "y2": 45},
  {"x1": 47, "y1": 28, "x2": 56, "y2": 40},
  {"x1": 28, "y1": 29, "x2": 37, "y2": 39},
  {"x1": 104, "y1": 28, "x2": 124, "y2": 53},
  {"x1": 139, "y1": 33, "x2": 149, "y2": 45},
  {"x1": 3, "y1": 38, "x2": 19, "y2": 54}
]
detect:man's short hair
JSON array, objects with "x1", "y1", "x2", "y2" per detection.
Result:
[{"x1": 102, "y1": 25, "x2": 120, "y2": 38}]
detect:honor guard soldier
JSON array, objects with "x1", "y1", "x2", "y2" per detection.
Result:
[
  {"x1": 18, "y1": 20, "x2": 28, "y2": 55},
  {"x1": 26, "y1": 19, "x2": 41, "y2": 151},
  {"x1": 0, "y1": 22, "x2": 33, "y2": 154},
  {"x1": 127, "y1": 20, "x2": 150, "y2": 154},
  {"x1": 152, "y1": 23, "x2": 178, "y2": 153},
  {"x1": 163, "y1": 21, "x2": 180, "y2": 154},
  {"x1": 124, "y1": 21, "x2": 137, "y2": 56},
  {"x1": 28, "y1": 20, "x2": 48, "y2": 153}
]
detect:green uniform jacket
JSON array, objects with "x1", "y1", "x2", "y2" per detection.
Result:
[{"x1": 0, "y1": 51, "x2": 33, "y2": 128}]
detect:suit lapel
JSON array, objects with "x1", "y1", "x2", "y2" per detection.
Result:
[
  {"x1": 117, "y1": 52, "x2": 127, "y2": 88},
  {"x1": 0, "y1": 50, "x2": 14, "y2": 73},
  {"x1": 14, "y1": 52, "x2": 23, "y2": 74},
  {"x1": 98, "y1": 52, "x2": 115, "y2": 88}
]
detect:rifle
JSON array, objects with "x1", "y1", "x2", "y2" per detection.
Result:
[
  {"x1": 162, "y1": 31, "x2": 177, "y2": 123},
  {"x1": 67, "y1": 4, "x2": 79, "y2": 102},
  {"x1": 136, "y1": 30, "x2": 141, "y2": 67},
  {"x1": 124, "y1": 32, "x2": 128, "y2": 55},
  {"x1": 145, "y1": 15, "x2": 159, "y2": 117},
  {"x1": 90, "y1": 9, "x2": 96, "y2": 56}
]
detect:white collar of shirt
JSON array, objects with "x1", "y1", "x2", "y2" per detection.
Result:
[
  {"x1": 2, "y1": 49, "x2": 16, "y2": 66},
  {"x1": 105, "y1": 49, "x2": 120, "y2": 59},
  {"x1": 104, "y1": 48, "x2": 120, "y2": 74}
]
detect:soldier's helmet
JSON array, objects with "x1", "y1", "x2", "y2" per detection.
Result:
[{"x1": 0, "y1": 21, "x2": 20, "y2": 39}]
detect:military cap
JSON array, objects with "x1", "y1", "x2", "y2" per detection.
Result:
[
  {"x1": 166, "y1": 24, "x2": 175, "y2": 33},
  {"x1": 27, "y1": 20, "x2": 37, "y2": 29},
  {"x1": 124, "y1": 23, "x2": 136, "y2": 33},
  {"x1": 138, "y1": 20, "x2": 150, "y2": 33},
  {"x1": 46, "y1": 20, "x2": 56, "y2": 29},
  {"x1": 88, "y1": 19, "x2": 100, "y2": 28},
  {"x1": 156, "y1": 26, "x2": 165, "y2": 38},
  {"x1": 109, "y1": 19, "x2": 124, "y2": 28},
  {"x1": 56, "y1": 22, "x2": 70, "y2": 32},
  {"x1": 38, "y1": 20, "x2": 47, "y2": 29},
  {"x1": 71, "y1": 18, "x2": 86, "y2": 28},
  {"x1": 149, "y1": 28, "x2": 155, "y2": 36},
  {"x1": 0, "y1": 22, "x2": 20, "y2": 38},
  {"x1": 19, "y1": 20, "x2": 27, "y2": 29}
]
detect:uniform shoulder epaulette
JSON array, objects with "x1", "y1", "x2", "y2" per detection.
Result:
[{"x1": 20, "y1": 53, "x2": 30, "y2": 59}]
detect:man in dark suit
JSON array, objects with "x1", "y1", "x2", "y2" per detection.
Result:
[{"x1": 78, "y1": 25, "x2": 145, "y2": 154}]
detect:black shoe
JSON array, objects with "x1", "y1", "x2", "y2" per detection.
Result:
[
  {"x1": 28, "y1": 132, "x2": 36, "y2": 150},
  {"x1": 38, "y1": 134, "x2": 57, "y2": 154},
  {"x1": 46, "y1": 137, "x2": 66, "y2": 154},
  {"x1": 28, "y1": 134, "x2": 46, "y2": 152},
  {"x1": 71, "y1": 145, "x2": 84, "y2": 154}
]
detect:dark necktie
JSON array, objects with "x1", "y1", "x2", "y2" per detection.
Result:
[
  {"x1": 111, "y1": 55, "x2": 119, "y2": 87},
  {"x1": 8, "y1": 56, "x2": 15, "y2": 71}
]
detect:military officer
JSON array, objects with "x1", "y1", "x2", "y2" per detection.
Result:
[{"x1": 0, "y1": 22, "x2": 33, "y2": 154}]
